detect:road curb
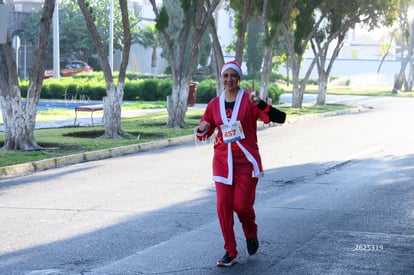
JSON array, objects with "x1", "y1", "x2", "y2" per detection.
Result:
[
  {"x1": 0, "y1": 135, "x2": 195, "y2": 179},
  {"x1": 286, "y1": 105, "x2": 370, "y2": 124},
  {"x1": 0, "y1": 107, "x2": 369, "y2": 180}
]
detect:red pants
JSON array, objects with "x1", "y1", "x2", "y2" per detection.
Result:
[{"x1": 215, "y1": 167, "x2": 258, "y2": 258}]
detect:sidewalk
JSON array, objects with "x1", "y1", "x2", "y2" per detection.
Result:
[{"x1": 0, "y1": 104, "x2": 206, "y2": 130}]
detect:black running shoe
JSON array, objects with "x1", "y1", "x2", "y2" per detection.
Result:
[
  {"x1": 246, "y1": 235, "x2": 259, "y2": 256},
  {"x1": 217, "y1": 252, "x2": 237, "y2": 267}
]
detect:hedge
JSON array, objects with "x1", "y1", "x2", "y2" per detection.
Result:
[{"x1": 19, "y1": 73, "x2": 284, "y2": 104}]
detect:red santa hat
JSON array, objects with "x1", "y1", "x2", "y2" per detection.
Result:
[{"x1": 220, "y1": 60, "x2": 242, "y2": 79}]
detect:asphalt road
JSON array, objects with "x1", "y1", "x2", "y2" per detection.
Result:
[{"x1": 0, "y1": 96, "x2": 413, "y2": 274}]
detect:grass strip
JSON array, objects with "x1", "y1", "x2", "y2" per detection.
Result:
[{"x1": 0, "y1": 103, "x2": 351, "y2": 167}]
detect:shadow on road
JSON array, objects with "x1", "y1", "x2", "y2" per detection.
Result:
[{"x1": 1, "y1": 153, "x2": 413, "y2": 274}]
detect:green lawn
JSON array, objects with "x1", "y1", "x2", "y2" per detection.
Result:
[
  {"x1": 279, "y1": 84, "x2": 414, "y2": 97},
  {"x1": 0, "y1": 107, "x2": 201, "y2": 167}
]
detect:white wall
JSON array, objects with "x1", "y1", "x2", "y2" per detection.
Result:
[
  {"x1": 128, "y1": 44, "x2": 168, "y2": 74},
  {"x1": 284, "y1": 58, "x2": 401, "y2": 87}
]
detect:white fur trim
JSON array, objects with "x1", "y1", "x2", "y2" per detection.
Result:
[{"x1": 221, "y1": 63, "x2": 242, "y2": 79}]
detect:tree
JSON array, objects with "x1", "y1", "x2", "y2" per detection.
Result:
[
  {"x1": 280, "y1": 0, "x2": 401, "y2": 108},
  {"x1": 149, "y1": 0, "x2": 220, "y2": 128},
  {"x1": 280, "y1": 0, "x2": 321, "y2": 108},
  {"x1": 312, "y1": 0, "x2": 400, "y2": 105},
  {"x1": 229, "y1": 0, "x2": 255, "y2": 64},
  {"x1": 77, "y1": 0, "x2": 131, "y2": 138},
  {"x1": 246, "y1": 15, "x2": 264, "y2": 77},
  {"x1": 257, "y1": 0, "x2": 295, "y2": 100},
  {"x1": 56, "y1": 0, "x2": 94, "y2": 61},
  {"x1": 393, "y1": 0, "x2": 413, "y2": 93},
  {"x1": 197, "y1": 31, "x2": 213, "y2": 70},
  {"x1": 0, "y1": 0, "x2": 55, "y2": 151},
  {"x1": 394, "y1": 16, "x2": 414, "y2": 93},
  {"x1": 311, "y1": 1, "x2": 351, "y2": 105},
  {"x1": 23, "y1": 0, "x2": 140, "y2": 67}
]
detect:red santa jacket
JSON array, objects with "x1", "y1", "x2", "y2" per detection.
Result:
[{"x1": 195, "y1": 89, "x2": 271, "y2": 185}]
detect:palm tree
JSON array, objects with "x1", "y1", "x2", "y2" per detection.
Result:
[{"x1": 136, "y1": 22, "x2": 160, "y2": 74}]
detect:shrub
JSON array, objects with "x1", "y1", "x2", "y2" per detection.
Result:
[
  {"x1": 124, "y1": 80, "x2": 140, "y2": 100},
  {"x1": 18, "y1": 74, "x2": 284, "y2": 104},
  {"x1": 42, "y1": 79, "x2": 66, "y2": 99},
  {"x1": 141, "y1": 79, "x2": 159, "y2": 101},
  {"x1": 157, "y1": 79, "x2": 173, "y2": 100},
  {"x1": 195, "y1": 79, "x2": 217, "y2": 103},
  {"x1": 240, "y1": 80, "x2": 284, "y2": 104},
  {"x1": 82, "y1": 80, "x2": 106, "y2": 100},
  {"x1": 20, "y1": 79, "x2": 29, "y2": 97},
  {"x1": 268, "y1": 83, "x2": 284, "y2": 104}
]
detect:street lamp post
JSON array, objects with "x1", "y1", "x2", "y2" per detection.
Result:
[
  {"x1": 109, "y1": 0, "x2": 113, "y2": 72},
  {"x1": 53, "y1": 0, "x2": 60, "y2": 78}
]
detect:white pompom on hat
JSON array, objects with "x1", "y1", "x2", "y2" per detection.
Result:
[{"x1": 220, "y1": 60, "x2": 242, "y2": 80}]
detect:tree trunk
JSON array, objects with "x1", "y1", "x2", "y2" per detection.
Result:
[
  {"x1": 290, "y1": 55, "x2": 303, "y2": 108},
  {"x1": 377, "y1": 31, "x2": 394, "y2": 74},
  {"x1": 150, "y1": 0, "x2": 220, "y2": 128},
  {"x1": 313, "y1": 38, "x2": 344, "y2": 105},
  {"x1": 151, "y1": 47, "x2": 157, "y2": 74},
  {"x1": 260, "y1": 42, "x2": 273, "y2": 100},
  {"x1": 311, "y1": 38, "x2": 327, "y2": 106},
  {"x1": 290, "y1": 54, "x2": 317, "y2": 109},
  {"x1": 208, "y1": 15, "x2": 224, "y2": 95},
  {"x1": 102, "y1": 83, "x2": 123, "y2": 138},
  {"x1": 78, "y1": 0, "x2": 131, "y2": 138},
  {"x1": 317, "y1": 71, "x2": 328, "y2": 105},
  {"x1": 234, "y1": 0, "x2": 254, "y2": 64},
  {"x1": 280, "y1": 24, "x2": 303, "y2": 108},
  {"x1": 0, "y1": 89, "x2": 37, "y2": 150},
  {"x1": 408, "y1": 62, "x2": 414, "y2": 91},
  {"x1": 406, "y1": 61, "x2": 414, "y2": 91},
  {"x1": 394, "y1": 17, "x2": 414, "y2": 93},
  {"x1": 0, "y1": 0, "x2": 55, "y2": 151},
  {"x1": 167, "y1": 79, "x2": 189, "y2": 128}
]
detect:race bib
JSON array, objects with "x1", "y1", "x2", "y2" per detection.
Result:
[{"x1": 220, "y1": 121, "x2": 245, "y2": 144}]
